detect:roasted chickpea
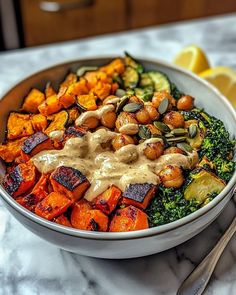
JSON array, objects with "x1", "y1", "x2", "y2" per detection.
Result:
[
  {"x1": 136, "y1": 108, "x2": 151, "y2": 124},
  {"x1": 146, "y1": 124, "x2": 162, "y2": 135},
  {"x1": 129, "y1": 96, "x2": 142, "y2": 103},
  {"x1": 164, "y1": 147, "x2": 185, "y2": 155},
  {"x1": 112, "y1": 134, "x2": 135, "y2": 151},
  {"x1": 83, "y1": 117, "x2": 99, "y2": 129},
  {"x1": 152, "y1": 91, "x2": 176, "y2": 110},
  {"x1": 177, "y1": 95, "x2": 194, "y2": 110},
  {"x1": 159, "y1": 165, "x2": 184, "y2": 188},
  {"x1": 101, "y1": 111, "x2": 117, "y2": 128},
  {"x1": 143, "y1": 141, "x2": 164, "y2": 160},
  {"x1": 145, "y1": 104, "x2": 159, "y2": 121},
  {"x1": 163, "y1": 111, "x2": 185, "y2": 128},
  {"x1": 115, "y1": 112, "x2": 138, "y2": 130}
]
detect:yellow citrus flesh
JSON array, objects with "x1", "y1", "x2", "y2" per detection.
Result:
[{"x1": 173, "y1": 45, "x2": 210, "y2": 74}]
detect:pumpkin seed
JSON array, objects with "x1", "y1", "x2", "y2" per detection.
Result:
[
  {"x1": 164, "y1": 132, "x2": 174, "y2": 138},
  {"x1": 171, "y1": 128, "x2": 188, "y2": 136},
  {"x1": 158, "y1": 97, "x2": 169, "y2": 114},
  {"x1": 152, "y1": 134, "x2": 169, "y2": 147},
  {"x1": 138, "y1": 125, "x2": 151, "y2": 139},
  {"x1": 188, "y1": 124, "x2": 198, "y2": 138},
  {"x1": 123, "y1": 102, "x2": 142, "y2": 113},
  {"x1": 115, "y1": 89, "x2": 126, "y2": 98},
  {"x1": 116, "y1": 96, "x2": 129, "y2": 113},
  {"x1": 153, "y1": 121, "x2": 170, "y2": 133},
  {"x1": 76, "y1": 66, "x2": 98, "y2": 77},
  {"x1": 177, "y1": 142, "x2": 193, "y2": 153},
  {"x1": 167, "y1": 136, "x2": 186, "y2": 143}
]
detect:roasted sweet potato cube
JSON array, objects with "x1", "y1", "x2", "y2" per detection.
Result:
[
  {"x1": 109, "y1": 205, "x2": 149, "y2": 232},
  {"x1": 122, "y1": 183, "x2": 157, "y2": 209},
  {"x1": 54, "y1": 214, "x2": 72, "y2": 227},
  {"x1": 0, "y1": 137, "x2": 27, "y2": 162},
  {"x1": 100, "y1": 58, "x2": 125, "y2": 76},
  {"x1": 71, "y1": 200, "x2": 108, "y2": 231},
  {"x1": 16, "y1": 174, "x2": 49, "y2": 211},
  {"x1": 31, "y1": 114, "x2": 48, "y2": 131},
  {"x1": 50, "y1": 166, "x2": 90, "y2": 200},
  {"x1": 93, "y1": 185, "x2": 122, "y2": 215},
  {"x1": 35, "y1": 192, "x2": 72, "y2": 220},
  {"x1": 60, "y1": 73, "x2": 77, "y2": 88},
  {"x1": 7, "y1": 112, "x2": 34, "y2": 140},
  {"x1": 22, "y1": 88, "x2": 45, "y2": 113},
  {"x1": 3, "y1": 162, "x2": 36, "y2": 198},
  {"x1": 77, "y1": 94, "x2": 97, "y2": 110},
  {"x1": 93, "y1": 82, "x2": 111, "y2": 100},
  {"x1": 44, "y1": 110, "x2": 69, "y2": 136},
  {"x1": 21, "y1": 132, "x2": 53, "y2": 157},
  {"x1": 38, "y1": 94, "x2": 62, "y2": 116},
  {"x1": 45, "y1": 82, "x2": 56, "y2": 98}
]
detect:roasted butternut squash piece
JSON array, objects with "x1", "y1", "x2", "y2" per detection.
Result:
[
  {"x1": 60, "y1": 73, "x2": 77, "y2": 88},
  {"x1": 35, "y1": 192, "x2": 72, "y2": 220},
  {"x1": 16, "y1": 174, "x2": 49, "y2": 211},
  {"x1": 100, "y1": 58, "x2": 125, "y2": 76},
  {"x1": 0, "y1": 137, "x2": 27, "y2": 162},
  {"x1": 50, "y1": 166, "x2": 90, "y2": 200},
  {"x1": 38, "y1": 94, "x2": 62, "y2": 116},
  {"x1": 122, "y1": 183, "x2": 156, "y2": 209},
  {"x1": 7, "y1": 112, "x2": 34, "y2": 140},
  {"x1": 93, "y1": 82, "x2": 111, "y2": 100},
  {"x1": 45, "y1": 110, "x2": 69, "y2": 136},
  {"x1": 109, "y1": 205, "x2": 149, "y2": 232},
  {"x1": 71, "y1": 200, "x2": 108, "y2": 231},
  {"x1": 68, "y1": 107, "x2": 79, "y2": 124},
  {"x1": 31, "y1": 114, "x2": 48, "y2": 132},
  {"x1": 21, "y1": 132, "x2": 53, "y2": 158},
  {"x1": 77, "y1": 94, "x2": 97, "y2": 110},
  {"x1": 45, "y1": 82, "x2": 56, "y2": 98},
  {"x1": 3, "y1": 161, "x2": 36, "y2": 198},
  {"x1": 54, "y1": 214, "x2": 72, "y2": 227},
  {"x1": 93, "y1": 185, "x2": 122, "y2": 215},
  {"x1": 22, "y1": 88, "x2": 45, "y2": 113}
]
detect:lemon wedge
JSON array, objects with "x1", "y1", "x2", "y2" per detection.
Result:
[
  {"x1": 173, "y1": 45, "x2": 210, "y2": 74},
  {"x1": 199, "y1": 67, "x2": 236, "y2": 108}
]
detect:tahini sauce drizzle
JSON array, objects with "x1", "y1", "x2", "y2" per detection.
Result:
[{"x1": 32, "y1": 129, "x2": 199, "y2": 201}]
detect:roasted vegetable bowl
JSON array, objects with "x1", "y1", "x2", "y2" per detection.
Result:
[{"x1": 0, "y1": 54, "x2": 235, "y2": 258}]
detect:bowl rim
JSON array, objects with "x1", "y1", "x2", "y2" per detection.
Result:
[{"x1": 0, "y1": 56, "x2": 236, "y2": 241}]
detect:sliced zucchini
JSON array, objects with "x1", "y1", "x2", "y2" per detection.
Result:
[
  {"x1": 113, "y1": 74, "x2": 124, "y2": 88},
  {"x1": 134, "y1": 87, "x2": 153, "y2": 102},
  {"x1": 122, "y1": 66, "x2": 139, "y2": 89},
  {"x1": 124, "y1": 52, "x2": 144, "y2": 74},
  {"x1": 148, "y1": 71, "x2": 171, "y2": 93},
  {"x1": 184, "y1": 169, "x2": 225, "y2": 203},
  {"x1": 139, "y1": 73, "x2": 154, "y2": 88}
]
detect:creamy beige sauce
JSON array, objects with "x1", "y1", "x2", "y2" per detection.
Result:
[
  {"x1": 32, "y1": 129, "x2": 199, "y2": 201},
  {"x1": 75, "y1": 105, "x2": 115, "y2": 126},
  {"x1": 49, "y1": 130, "x2": 65, "y2": 140},
  {"x1": 119, "y1": 123, "x2": 139, "y2": 135}
]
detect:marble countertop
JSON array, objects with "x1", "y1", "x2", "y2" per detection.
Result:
[{"x1": 0, "y1": 13, "x2": 236, "y2": 295}]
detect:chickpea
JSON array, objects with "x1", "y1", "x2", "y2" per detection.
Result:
[
  {"x1": 159, "y1": 165, "x2": 184, "y2": 188},
  {"x1": 101, "y1": 111, "x2": 117, "y2": 128},
  {"x1": 83, "y1": 117, "x2": 99, "y2": 129},
  {"x1": 129, "y1": 96, "x2": 142, "y2": 104},
  {"x1": 177, "y1": 95, "x2": 194, "y2": 110},
  {"x1": 146, "y1": 124, "x2": 162, "y2": 135},
  {"x1": 164, "y1": 147, "x2": 185, "y2": 155},
  {"x1": 103, "y1": 95, "x2": 118, "y2": 105},
  {"x1": 145, "y1": 104, "x2": 159, "y2": 121},
  {"x1": 143, "y1": 141, "x2": 164, "y2": 160},
  {"x1": 136, "y1": 107, "x2": 151, "y2": 124},
  {"x1": 152, "y1": 91, "x2": 176, "y2": 110},
  {"x1": 115, "y1": 112, "x2": 138, "y2": 130},
  {"x1": 112, "y1": 134, "x2": 135, "y2": 151},
  {"x1": 163, "y1": 111, "x2": 185, "y2": 128}
]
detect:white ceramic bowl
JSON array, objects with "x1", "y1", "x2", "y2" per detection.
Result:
[{"x1": 0, "y1": 57, "x2": 235, "y2": 259}]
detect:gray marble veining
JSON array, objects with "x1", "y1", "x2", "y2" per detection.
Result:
[{"x1": 0, "y1": 13, "x2": 236, "y2": 295}]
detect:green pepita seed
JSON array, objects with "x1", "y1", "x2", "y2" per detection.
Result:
[
  {"x1": 167, "y1": 136, "x2": 186, "y2": 143},
  {"x1": 138, "y1": 125, "x2": 151, "y2": 139},
  {"x1": 115, "y1": 89, "x2": 126, "y2": 98},
  {"x1": 151, "y1": 134, "x2": 169, "y2": 147},
  {"x1": 153, "y1": 121, "x2": 170, "y2": 133},
  {"x1": 171, "y1": 128, "x2": 188, "y2": 136},
  {"x1": 76, "y1": 66, "x2": 98, "y2": 77},
  {"x1": 177, "y1": 142, "x2": 193, "y2": 153},
  {"x1": 188, "y1": 124, "x2": 198, "y2": 138},
  {"x1": 116, "y1": 96, "x2": 129, "y2": 113},
  {"x1": 158, "y1": 97, "x2": 169, "y2": 114},
  {"x1": 164, "y1": 132, "x2": 174, "y2": 138},
  {"x1": 123, "y1": 102, "x2": 142, "y2": 113}
]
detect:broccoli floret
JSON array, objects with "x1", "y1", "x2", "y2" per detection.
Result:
[
  {"x1": 146, "y1": 186, "x2": 200, "y2": 227},
  {"x1": 213, "y1": 157, "x2": 235, "y2": 182}
]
